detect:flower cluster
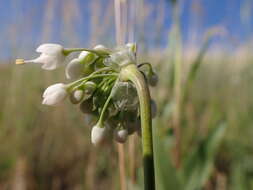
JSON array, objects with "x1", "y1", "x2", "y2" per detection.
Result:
[{"x1": 16, "y1": 43, "x2": 158, "y2": 145}]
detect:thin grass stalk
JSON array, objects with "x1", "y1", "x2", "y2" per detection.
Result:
[
  {"x1": 127, "y1": 0, "x2": 138, "y2": 185},
  {"x1": 114, "y1": 0, "x2": 127, "y2": 190},
  {"x1": 118, "y1": 143, "x2": 127, "y2": 190},
  {"x1": 171, "y1": 2, "x2": 182, "y2": 168}
]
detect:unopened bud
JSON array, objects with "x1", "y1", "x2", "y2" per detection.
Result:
[
  {"x1": 70, "y1": 90, "x2": 84, "y2": 104},
  {"x1": 65, "y1": 58, "x2": 83, "y2": 79},
  {"x1": 114, "y1": 129, "x2": 128, "y2": 143},
  {"x1": 94, "y1": 44, "x2": 111, "y2": 54},
  {"x1": 91, "y1": 124, "x2": 106, "y2": 145},
  {"x1": 148, "y1": 72, "x2": 158, "y2": 87}
]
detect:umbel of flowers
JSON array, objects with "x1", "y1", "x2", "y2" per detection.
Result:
[
  {"x1": 16, "y1": 43, "x2": 157, "y2": 189},
  {"x1": 16, "y1": 43, "x2": 157, "y2": 144}
]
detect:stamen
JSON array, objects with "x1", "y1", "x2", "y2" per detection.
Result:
[{"x1": 15, "y1": 59, "x2": 25, "y2": 65}]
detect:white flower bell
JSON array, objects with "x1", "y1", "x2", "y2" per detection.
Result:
[
  {"x1": 114, "y1": 129, "x2": 128, "y2": 143},
  {"x1": 91, "y1": 124, "x2": 106, "y2": 145},
  {"x1": 42, "y1": 83, "x2": 68, "y2": 106},
  {"x1": 17, "y1": 44, "x2": 65, "y2": 70}
]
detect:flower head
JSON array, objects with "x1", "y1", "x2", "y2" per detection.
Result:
[
  {"x1": 16, "y1": 42, "x2": 157, "y2": 145},
  {"x1": 42, "y1": 83, "x2": 68, "y2": 106}
]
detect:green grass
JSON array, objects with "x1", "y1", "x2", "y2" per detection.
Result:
[{"x1": 0, "y1": 54, "x2": 253, "y2": 189}]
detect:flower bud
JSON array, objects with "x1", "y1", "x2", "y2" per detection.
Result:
[
  {"x1": 69, "y1": 90, "x2": 84, "y2": 104},
  {"x1": 65, "y1": 58, "x2": 83, "y2": 79},
  {"x1": 148, "y1": 72, "x2": 158, "y2": 87},
  {"x1": 78, "y1": 51, "x2": 97, "y2": 65},
  {"x1": 84, "y1": 81, "x2": 96, "y2": 95},
  {"x1": 91, "y1": 124, "x2": 106, "y2": 145},
  {"x1": 114, "y1": 129, "x2": 128, "y2": 143},
  {"x1": 42, "y1": 83, "x2": 68, "y2": 106}
]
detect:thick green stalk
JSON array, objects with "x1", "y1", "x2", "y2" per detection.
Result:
[{"x1": 120, "y1": 64, "x2": 155, "y2": 190}]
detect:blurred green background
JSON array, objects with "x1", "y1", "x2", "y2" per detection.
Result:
[{"x1": 1, "y1": 0, "x2": 253, "y2": 189}]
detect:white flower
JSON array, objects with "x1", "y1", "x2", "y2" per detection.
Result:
[
  {"x1": 22, "y1": 44, "x2": 65, "y2": 70},
  {"x1": 42, "y1": 83, "x2": 68, "y2": 106},
  {"x1": 114, "y1": 129, "x2": 128, "y2": 143},
  {"x1": 91, "y1": 125, "x2": 106, "y2": 145}
]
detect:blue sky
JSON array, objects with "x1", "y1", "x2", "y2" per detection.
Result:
[{"x1": 0, "y1": 0, "x2": 252, "y2": 59}]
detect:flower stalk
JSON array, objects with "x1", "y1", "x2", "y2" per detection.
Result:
[{"x1": 120, "y1": 64, "x2": 155, "y2": 190}]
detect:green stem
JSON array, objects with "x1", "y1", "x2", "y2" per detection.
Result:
[
  {"x1": 67, "y1": 74, "x2": 118, "y2": 90},
  {"x1": 97, "y1": 79, "x2": 119, "y2": 125},
  {"x1": 120, "y1": 64, "x2": 155, "y2": 190},
  {"x1": 138, "y1": 62, "x2": 154, "y2": 74}
]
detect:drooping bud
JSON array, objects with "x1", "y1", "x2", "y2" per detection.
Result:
[
  {"x1": 78, "y1": 51, "x2": 97, "y2": 65},
  {"x1": 69, "y1": 90, "x2": 84, "y2": 104},
  {"x1": 65, "y1": 58, "x2": 83, "y2": 79},
  {"x1": 93, "y1": 44, "x2": 112, "y2": 55},
  {"x1": 91, "y1": 124, "x2": 106, "y2": 145},
  {"x1": 42, "y1": 83, "x2": 68, "y2": 106},
  {"x1": 114, "y1": 129, "x2": 128, "y2": 143},
  {"x1": 148, "y1": 72, "x2": 158, "y2": 87},
  {"x1": 82, "y1": 81, "x2": 96, "y2": 100}
]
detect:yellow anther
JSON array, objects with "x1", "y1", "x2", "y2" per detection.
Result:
[{"x1": 15, "y1": 59, "x2": 25, "y2": 65}]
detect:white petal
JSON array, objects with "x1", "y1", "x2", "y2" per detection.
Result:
[
  {"x1": 93, "y1": 44, "x2": 111, "y2": 53},
  {"x1": 24, "y1": 53, "x2": 65, "y2": 70},
  {"x1": 43, "y1": 83, "x2": 65, "y2": 98},
  {"x1": 42, "y1": 89, "x2": 67, "y2": 106},
  {"x1": 91, "y1": 126, "x2": 106, "y2": 145},
  {"x1": 36, "y1": 43, "x2": 63, "y2": 55},
  {"x1": 24, "y1": 53, "x2": 49, "y2": 64},
  {"x1": 93, "y1": 44, "x2": 106, "y2": 50},
  {"x1": 78, "y1": 51, "x2": 89, "y2": 59}
]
